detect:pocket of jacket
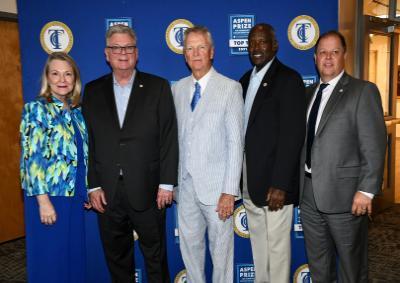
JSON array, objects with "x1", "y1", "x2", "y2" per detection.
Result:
[{"x1": 336, "y1": 165, "x2": 361, "y2": 178}]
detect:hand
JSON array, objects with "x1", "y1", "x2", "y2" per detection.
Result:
[
  {"x1": 216, "y1": 193, "x2": 235, "y2": 221},
  {"x1": 36, "y1": 194, "x2": 57, "y2": 225},
  {"x1": 157, "y1": 188, "x2": 173, "y2": 209},
  {"x1": 266, "y1": 187, "x2": 286, "y2": 211},
  {"x1": 83, "y1": 202, "x2": 92, "y2": 210},
  {"x1": 351, "y1": 191, "x2": 372, "y2": 216},
  {"x1": 89, "y1": 189, "x2": 107, "y2": 213}
]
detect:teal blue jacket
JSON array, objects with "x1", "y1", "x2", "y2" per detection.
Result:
[{"x1": 20, "y1": 97, "x2": 88, "y2": 196}]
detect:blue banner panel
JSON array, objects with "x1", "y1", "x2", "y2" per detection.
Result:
[{"x1": 17, "y1": 1, "x2": 338, "y2": 282}]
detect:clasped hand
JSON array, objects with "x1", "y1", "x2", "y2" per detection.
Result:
[{"x1": 266, "y1": 187, "x2": 286, "y2": 211}]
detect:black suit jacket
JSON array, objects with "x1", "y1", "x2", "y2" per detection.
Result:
[
  {"x1": 240, "y1": 58, "x2": 306, "y2": 207},
  {"x1": 82, "y1": 71, "x2": 178, "y2": 211}
]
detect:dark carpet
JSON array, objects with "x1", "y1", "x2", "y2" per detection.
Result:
[
  {"x1": 0, "y1": 237, "x2": 25, "y2": 283},
  {"x1": 368, "y1": 204, "x2": 400, "y2": 283},
  {"x1": 0, "y1": 205, "x2": 399, "y2": 282}
]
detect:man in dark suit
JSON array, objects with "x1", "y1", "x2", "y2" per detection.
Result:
[
  {"x1": 300, "y1": 30, "x2": 386, "y2": 282},
  {"x1": 82, "y1": 24, "x2": 178, "y2": 283},
  {"x1": 240, "y1": 23, "x2": 306, "y2": 282}
]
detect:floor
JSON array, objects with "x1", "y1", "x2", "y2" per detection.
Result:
[
  {"x1": 1, "y1": 143, "x2": 400, "y2": 283},
  {"x1": 0, "y1": 204, "x2": 399, "y2": 282}
]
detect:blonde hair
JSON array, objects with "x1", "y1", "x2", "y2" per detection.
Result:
[{"x1": 39, "y1": 52, "x2": 82, "y2": 107}]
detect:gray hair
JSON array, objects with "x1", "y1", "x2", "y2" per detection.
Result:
[
  {"x1": 183, "y1": 26, "x2": 214, "y2": 49},
  {"x1": 105, "y1": 24, "x2": 137, "y2": 44}
]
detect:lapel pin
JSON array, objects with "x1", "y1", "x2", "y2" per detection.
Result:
[
  {"x1": 339, "y1": 89, "x2": 343, "y2": 92},
  {"x1": 263, "y1": 82, "x2": 267, "y2": 87},
  {"x1": 139, "y1": 84, "x2": 143, "y2": 88}
]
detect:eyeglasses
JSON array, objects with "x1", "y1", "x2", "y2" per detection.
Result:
[{"x1": 107, "y1": 45, "x2": 137, "y2": 54}]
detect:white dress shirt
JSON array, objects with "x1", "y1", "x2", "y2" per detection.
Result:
[
  {"x1": 244, "y1": 57, "x2": 274, "y2": 131},
  {"x1": 189, "y1": 66, "x2": 213, "y2": 99}
]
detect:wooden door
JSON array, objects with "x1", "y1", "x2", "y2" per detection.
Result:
[{"x1": 0, "y1": 19, "x2": 24, "y2": 243}]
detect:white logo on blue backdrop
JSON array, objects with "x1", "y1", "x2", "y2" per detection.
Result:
[
  {"x1": 293, "y1": 207, "x2": 304, "y2": 239},
  {"x1": 293, "y1": 264, "x2": 313, "y2": 283},
  {"x1": 174, "y1": 269, "x2": 187, "y2": 283},
  {"x1": 105, "y1": 17, "x2": 132, "y2": 30},
  {"x1": 288, "y1": 15, "x2": 319, "y2": 50},
  {"x1": 229, "y1": 15, "x2": 255, "y2": 55},
  {"x1": 166, "y1": 19, "x2": 194, "y2": 54},
  {"x1": 40, "y1": 21, "x2": 73, "y2": 54},
  {"x1": 302, "y1": 75, "x2": 318, "y2": 88},
  {"x1": 233, "y1": 204, "x2": 249, "y2": 238},
  {"x1": 236, "y1": 264, "x2": 255, "y2": 282}
]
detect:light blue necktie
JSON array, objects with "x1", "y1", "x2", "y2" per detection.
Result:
[{"x1": 191, "y1": 82, "x2": 201, "y2": 111}]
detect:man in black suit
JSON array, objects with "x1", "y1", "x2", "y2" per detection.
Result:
[
  {"x1": 240, "y1": 23, "x2": 306, "y2": 283},
  {"x1": 82, "y1": 24, "x2": 178, "y2": 283}
]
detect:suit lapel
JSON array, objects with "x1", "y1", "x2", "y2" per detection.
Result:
[
  {"x1": 306, "y1": 84, "x2": 318, "y2": 106},
  {"x1": 180, "y1": 77, "x2": 193, "y2": 138},
  {"x1": 121, "y1": 70, "x2": 141, "y2": 130},
  {"x1": 241, "y1": 71, "x2": 251, "y2": 100},
  {"x1": 316, "y1": 73, "x2": 349, "y2": 136},
  {"x1": 103, "y1": 74, "x2": 121, "y2": 130},
  {"x1": 304, "y1": 84, "x2": 318, "y2": 142},
  {"x1": 247, "y1": 59, "x2": 279, "y2": 129}
]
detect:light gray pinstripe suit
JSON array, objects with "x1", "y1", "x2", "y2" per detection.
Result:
[{"x1": 172, "y1": 67, "x2": 244, "y2": 282}]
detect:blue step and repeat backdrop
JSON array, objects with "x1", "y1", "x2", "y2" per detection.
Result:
[{"x1": 17, "y1": 1, "x2": 338, "y2": 282}]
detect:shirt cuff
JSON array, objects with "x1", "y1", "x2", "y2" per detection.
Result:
[
  {"x1": 88, "y1": 187, "x2": 102, "y2": 193},
  {"x1": 359, "y1": 190, "x2": 374, "y2": 199},
  {"x1": 159, "y1": 184, "x2": 173, "y2": 191}
]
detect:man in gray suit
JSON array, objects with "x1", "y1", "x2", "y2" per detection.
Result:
[
  {"x1": 300, "y1": 30, "x2": 387, "y2": 282},
  {"x1": 172, "y1": 26, "x2": 244, "y2": 282}
]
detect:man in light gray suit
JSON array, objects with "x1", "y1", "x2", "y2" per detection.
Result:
[
  {"x1": 300, "y1": 30, "x2": 387, "y2": 283},
  {"x1": 172, "y1": 26, "x2": 244, "y2": 282}
]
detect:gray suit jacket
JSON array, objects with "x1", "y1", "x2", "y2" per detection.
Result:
[
  {"x1": 300, "y1": 73, "x2": 387, "y2": 213},
  {"x1": 172, "y1": 68, "x2": 244, "y2": 205}
]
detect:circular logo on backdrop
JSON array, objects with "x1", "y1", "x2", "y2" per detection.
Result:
[
  {"x1": 174, "y1": 269, "x2": 187, "y2": 283},
  {"x1": 233, "y1": 204, "x2": 249, "y2": 238},
  {"x1": 288, "y1": 15, "x2": 319, "y2": 50},
  {"x1": 40, "y1": 21, "x2": 74, "y2": 54},
  {"x1": 293, "y1": 264, "x2": 312, "y2": 283},
  {"x1": 165, "y1": 19, "x2": 194, "y2": 54}
]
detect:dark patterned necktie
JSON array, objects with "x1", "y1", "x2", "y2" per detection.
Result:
[{"x1": 306, "y1": 83, "x2": 329, "y2": 168}]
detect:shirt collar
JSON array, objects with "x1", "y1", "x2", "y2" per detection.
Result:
[
  {"x1": 319, "y1": 70, "x2": 344, "y2": 89},
  {"x1": 191, "y1": 66, "x2": 214, "y2": 91},
  {"x1": 113, "y1": 70, "x2": 136, "y2": 88},
  {"x1": 251, "y1": 57, "x2": 275, "y2": 80}
]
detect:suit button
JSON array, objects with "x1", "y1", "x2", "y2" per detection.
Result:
[{"x1": 120, "y1": 143, "x2": 125, "y2": 146}]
